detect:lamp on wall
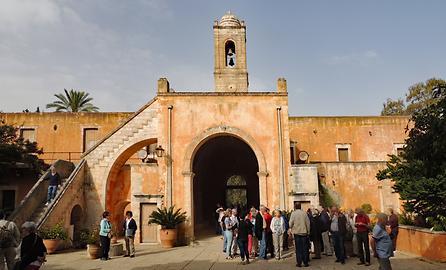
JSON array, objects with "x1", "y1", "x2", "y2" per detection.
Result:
[{"x1": 155, "y1": 145, "x2": 165, "y2": 158}]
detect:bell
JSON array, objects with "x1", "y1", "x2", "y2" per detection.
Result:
[
  {"x1": 227, "y1": 48, "x2": 234, "y2": 56},
  {"x1": 228, "y1": 58, "x2": 235, "y2": 66}
]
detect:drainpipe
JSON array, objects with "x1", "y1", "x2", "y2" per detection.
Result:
[
  {"x1": 167, "y1": 105, "x2": 173, "y2": 207},
  {"x1": 277, "y1": 107, "x2": 286, "y2": 209}
]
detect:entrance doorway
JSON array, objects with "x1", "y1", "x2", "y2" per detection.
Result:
[
  {"x1": 192, "y1": 136, "x2": 259, "y2": 234},
  {"x1": 140, "y1": 203, "x2": 158, "y2": 243}
]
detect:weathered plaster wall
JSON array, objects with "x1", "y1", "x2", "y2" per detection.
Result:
[
  {"x1": 1, "y1": 112, "x2": 132, "y2": 163},
  {"x1": 318, "y1": 162, "x2": 399, "y2": 212},
  {"x1": 289, "y1": 116, "x2": 410, "y2": 162},
  {"x1": 397, "y1": 225, "x2": 446, "y2": 262}
]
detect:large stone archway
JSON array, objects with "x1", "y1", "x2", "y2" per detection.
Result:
[{"x1": 182, "y1": 125, "x2": 269, "y2": 242}]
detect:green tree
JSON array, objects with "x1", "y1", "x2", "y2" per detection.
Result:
[
  {"x1": 46, "y1": 89, "x2": 99, "y2": 112},
  {"x1": 380, "y1": 98, "x2": 405, "y2": 116},
  {"x1": 381, "y1": 78, "x2": 446, "y2": 115},
  {"x1": 377, "y1": 85, "x2": 446, "y2": 230},
  {"x1": 0, "y1": 123, "x2": 46, "y2": 175}
]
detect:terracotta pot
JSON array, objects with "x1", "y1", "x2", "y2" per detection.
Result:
[
  {"x1": 111, "y1": 237, "x2": 118, "y2": 244},
  {"x1": 87, "y1": 244, "x2": 101, "y2": 259},
  {"x1": 159, "y1": 229, "x2": 177, "y2": 248},
  {"x1": 43, "y1": 239, "x2": 60, "y2": 254}
]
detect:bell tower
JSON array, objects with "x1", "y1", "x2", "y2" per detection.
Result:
[{"x1": 213, "y1": 12, "x2": 248, "y2": 92}]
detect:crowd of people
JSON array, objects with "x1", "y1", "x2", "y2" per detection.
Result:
[{"x1": 216, "y1": 202, "x2": 399, "y2": 269}]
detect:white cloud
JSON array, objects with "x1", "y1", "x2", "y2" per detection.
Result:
[{"x1": 327, "y1": 50, "x2": 379, "y2": 66}]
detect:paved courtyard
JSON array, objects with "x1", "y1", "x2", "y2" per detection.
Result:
[{"x1": 44, "y1": 236, "x2": 444, "y2": 270}]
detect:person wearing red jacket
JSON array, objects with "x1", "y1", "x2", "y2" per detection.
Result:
[{"x1": 355, "y1": 208, "x2": 371, "y2": 266}]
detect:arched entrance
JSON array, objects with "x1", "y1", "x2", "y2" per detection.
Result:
[{"x1": 192, "y1": 135, "x2": 259, "y2": 233}]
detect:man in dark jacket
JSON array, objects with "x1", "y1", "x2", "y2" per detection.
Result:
[
  {"x1": 320, "y1": 207, "x2": 333, "y2": 256},
  {"x1": 237, "y1": 212, "x2": 253, "y2": 264},
  {"x1": 330, "y1": 206, "x2": 347, "y2": 264},
  {"x1": 254, "y1": 206, "x2": 266, "y2": 259},
  {"x1": 123, "y1": 211, "x2": 137, "y2": 257},
  {"x1": 310, "y1": 208, "x2": 322, "y2": 259}
]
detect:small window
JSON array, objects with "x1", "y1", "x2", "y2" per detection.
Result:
[
  {"x1": 83, "y1": 128, "x2": 99, "y2": 152},
  {"x1": 20, "y1": 128, "x2": 36, "y2": 142},
  {"x1": 396, "y1": 148, "x2": 404, "y2": 157},
  {"x1": 338, "y1": 148, "x2": 349, "y2": 162},
  {"x1": 290, "y1": 141, "x2": 297, "y2": 164}
]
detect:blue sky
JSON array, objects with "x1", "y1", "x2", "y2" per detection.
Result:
[{"x1": 1, "y1": 0, "x2": 445, "y2": 115}]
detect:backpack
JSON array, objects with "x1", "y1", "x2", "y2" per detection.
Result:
[{"x1": 0, "y1": 221, "x2": 15, "y2": 248}]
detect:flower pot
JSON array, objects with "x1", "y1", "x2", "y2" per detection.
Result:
[
  {"x1": 87, "y1": 244, "x2": 101, "y2": 259},
  {"x1": 159, "y1": 229, "x2": 177, "y2": 248},
  {"x1": 43, "y1": 239, "x2": 60, "y2": 254},
  {"x1": 111, "y1": 237, "x2": 118, "y2": 244}
]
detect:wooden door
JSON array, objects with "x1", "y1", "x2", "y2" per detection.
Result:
[{"x1": 140, "y1": 203, "x2": 158, "y2": 243}]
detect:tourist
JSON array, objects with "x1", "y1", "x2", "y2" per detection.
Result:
[
  {"x1": 387, "y1": 208, "x2": 399, "y2": 252},
  {"x1": 44, "y1": 166, "x2": 60, "y2": 205},
  {"x1": 355, "y1": 207, "x2": 371, "y2": 266},
  {"x1": 237, "y1": 211, "x2": 253, "y2": 265},
  {"x1": 123, "y1": 211, "x2": 137, "y2": 258},
  {"x1": 224, "y1": 209, "x2": 236, "y2": 259},
  {"x1": 371, "y1": 213, "x2": 394, "y2": 270},
  {"x1": 320, "y1": 207, "x2": 333, "y2": 256},
  {"x1": 247, "y1": 207, "x2": 257, "y2": 258},
  {"x1": 330, "y1": 206, "x2": 347, "y2": 264},
  {"x1": 289, "y1": 202, "x2": 310, "y2": 267},
  {"x1": 99, "y1": 211, "x2": 112, "y2": 261},
  {"x1": 282, "y1": 210, "x2": 290, "y2": 251},
  {"x1": 215, "y1": 203, "x2": 224, "y2": 235},
  {"x1": 264, "y1": 207, "x2": 274, "y2": 259},
  {"x1": 221, "y1": 209, "x2": 231, "y2": 253},
  {"x1": 270, "y1": 209, "x2": 286, "y2": 260},
  {"x1": 230, "y1": 208, "x2": 240, "y2": 256},
  {"x1": 0, "y1": 210, "x2": 20, "y2": 270},
  {"x1": 255, "y1": 205, "x2": 267, "y2": 259},
  {"x1": 310, "y1": 208, "x2": 322, "y2": 259},
  {"x1": 16, "y1": 221, "x2": 46, "y2": 270},
  {"x1": 347, "y1": 209, "x2": 358, "y2": 257}
]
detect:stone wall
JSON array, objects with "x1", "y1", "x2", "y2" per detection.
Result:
[
  {"x1": 288, "y1": 165, "x2": 319, "y2": 209},
  {"x1": 289, "y1": 116, "x2": 410, "y2": 162},
  {"x1": 317, "y1": 162, "x2": 399, "y2": 212},
  {"x1": 397, "y1": 225, "x2": 446, "y2": 262}
]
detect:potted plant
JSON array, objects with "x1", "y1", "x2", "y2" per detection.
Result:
[
  {"x1": 39, "y1": 223, "x2": 68, "y2": 254},
  {"x1": 84, "y1": 227, "x2": 101, "y2": 259},
  {"x1": 148, "y1": 205, "x2": 187, "y2": 248}
]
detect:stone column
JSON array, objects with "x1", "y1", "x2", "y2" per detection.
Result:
[
  {"x1": 182, "y1": 171, "x2": 195, "y2": 244},
  {"x1": 257, "y1": 171, "x2": 269, "y2": 206}
]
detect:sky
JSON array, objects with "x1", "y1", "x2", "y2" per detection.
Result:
[{"x1": 1, "y1": 0, "x2": 445, "y2": 116}]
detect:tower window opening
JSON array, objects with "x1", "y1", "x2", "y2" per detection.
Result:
[{"x1": 225, "y1": 41, "x2": 236, "y2": 68}]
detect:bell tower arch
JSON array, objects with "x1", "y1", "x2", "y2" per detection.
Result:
[{"x1": 213, "y1": 12, "x2": 248, "y2": 92}]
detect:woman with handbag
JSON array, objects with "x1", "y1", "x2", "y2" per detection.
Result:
[
  {"x1": 99, "y1": 211, "x2": 112, "y2": 261},
  {"x1": 16, "y1": 221, "x2": 46, "y2": 270}
]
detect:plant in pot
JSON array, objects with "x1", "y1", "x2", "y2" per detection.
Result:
[
  {"x1": 148, "y1": 205, "x2": 187, "y2": 248},
  {"x1": 39, "y1": 223, "x2": 68, "y2": 254},
  {"x1": 82, "y1": 227, "x2": 101, "y2": 259}
]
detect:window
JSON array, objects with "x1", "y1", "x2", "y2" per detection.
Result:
[
  {"x1": 393, "y1": 143, "x2": 405, "y2": 157},
  {"x1": 226, "y1": 175, "x2": 247, "y2": 209},
  {"x1": 336, "y1": 143, "x2": 351, "y2": 162},
  {"x1": 83, "y1": 128, "x2": 99, "y2": 152},
  {"x1": 290, "y1": 141, "x2": 297, "y2": 164},
  {"x1": 20, "y1": 128, "x2": 36, "y2": 142}
]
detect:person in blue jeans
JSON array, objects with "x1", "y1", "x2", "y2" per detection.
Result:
[
  {"x1": 255, "y1": 205, "x2": 268, "y2": 259},
  {"x1": 221, "y1": 209, "x2": 230, "y2": 253},
  {"x1": 44, "y1": 166, "x2": 60, "y2": 205},
  {"x1": 224, "y1": 210, "x2": 235, "y2": 259}
]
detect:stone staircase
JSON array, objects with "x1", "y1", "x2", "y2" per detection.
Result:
[
  {"x1": 28, "y1": 175, "x2": 70, "y2": 224},
  {"x1": 84, "y1": 100, "x2": 159, "y2": 167},
  {"x1": 9, "y1": 160, "x2": 75, "y2": 227}
]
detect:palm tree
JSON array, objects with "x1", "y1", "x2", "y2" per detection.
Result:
[{"x1": 46, "y1": 89, "x2": 99, "y2": 112}]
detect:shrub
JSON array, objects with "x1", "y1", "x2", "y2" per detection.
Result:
[
  {"x1": 361, "y1": 203, "x2": 373, "y2": 214},
  {"x1": 148, "y1": 205, "x2": 187, "y2": 229},
  {"x1": 39, "y1": 223, "x2": 68, "y2": 240}
]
